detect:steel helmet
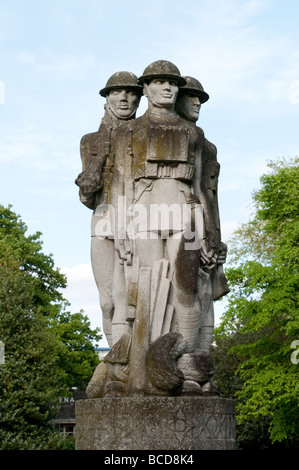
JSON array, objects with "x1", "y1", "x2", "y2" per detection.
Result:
[
  {"x1": 178, "y1": 76, "x2": 209, "y2": 103},
  {"x1": 137, "y1": 60, "x2": 186, "y2": 87},
  {"x1": 99, "y1": 71, "x2": 143, "y2": 97}
]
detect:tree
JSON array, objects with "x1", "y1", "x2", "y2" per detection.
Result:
[
  {"x1": 0, "y1": 204, "x2": 101, "y2": 391},
  {"x1": 0, "y1": 204, "x2": 66, "y2": 310},
  {"x1": 0, "y1": 251, "x2": 63, "y2": 449},
  {"x1": 48, "y1": 306, "x2": 101, "y2": 390},
  {"x1": 214, "y1": 157, "x2": 299, "y2": 445},
  {"x1": 0, "y1": 205, "x2": 102, "y2": 448}
]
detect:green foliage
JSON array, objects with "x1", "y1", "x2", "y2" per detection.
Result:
[
  {"x1": 0, "y1": 205, "x2": 101, "y2": 390},
  {"x1": 0, "y1": 205, "x2": 102, "y2": 448},
  {"x1": 0, "y1": 252, "x2": 63, "y2": 449},
  {"x1": 215, "y1": 157, "x2": 299, "y2": 445},
  {"x1": 48, "y1": 307, "x2": 101, "y2": 389},
  {"x1": 56, "y1": 435, "x2": 76, "y2": 450},
  {"x1": 0, "y1": 204, "x2": 67, "y2": 310}
]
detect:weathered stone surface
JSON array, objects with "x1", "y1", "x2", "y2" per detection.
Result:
[
  {"x1": 75, "y1": 397, "x2": 236, "y2": 450},
  {"x1": 177, "y1": 350, "x2": 215, "y2": 384},
  {"x1": 146, "y1": 332, "x2": 185, "y2": 395},
  {"x1": 86, "y1": 361, "x2": 107, "y2": 398},
  {"x1": 76, "y1": 62, "x2": 231, "y2": 399}
]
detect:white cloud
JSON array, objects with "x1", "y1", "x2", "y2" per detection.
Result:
[
  {"x1": 17, "y1": 51, "x2": 36, "y2": 63},
  {"x1": 61, "y1": 263, "x2": 97, "y2": 303},
  {"x1": 62, "y1": 263, "x2": 93, "y2": 282},
  {"x1": 0, "y1": 124, "x2": 54, "y2": 168},
  {"x1": 201, "y1": 0, "x2": 271, "y2": 27},
  {"x1": 0, "y1": 119, "x2": 79, "y2": 177},
  {"x1": 290, "y1": 80, "x2": 299, "y2": 104},
  {"x1": 220, "y1": 221, "x2": 240, "y2": 242},
  {"x1": 0, "y1": 6, "x2": 13, "y2": 43},
  {"x1": 16, "y1": 48, "x2": 97, "y2": 80},
  {"x1": 41, "y1": 49, "x2": 96, "y2": 75},
  {"x1": 214, "y1": 297, "x2": 229, "y2": 325},
  {"x1": 162, "y1": 0, "x2": 298, "y2": 109}
]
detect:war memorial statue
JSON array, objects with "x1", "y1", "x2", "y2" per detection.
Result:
[{"x1": 75, "y1": 61, "x2": 235, "y2": 450}]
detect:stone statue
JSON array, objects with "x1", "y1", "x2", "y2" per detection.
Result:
[
  {"x1": 78, "y1": 61, "x2": 229, "y2": 399},
  {"x1": 75, "y1": 72, "x2": 143, "y2": 347},
  {"x1": 174, "y1": 76, "x2": 230, "y2": 385}
]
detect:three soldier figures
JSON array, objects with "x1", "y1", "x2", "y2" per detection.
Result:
[{"x1": 75, "y1": 60, "x2": 229, "y2": 398}]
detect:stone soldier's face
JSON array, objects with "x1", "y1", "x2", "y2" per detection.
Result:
[
  {"x1": 106, "y1": 88, "x2": 140, "y2": 119},
  {"x1": 176, "y1": 93, "x2": 201, "y2": 122},
  {"x1": 144, "y1": 78, "x2": 179, "y2": 108}
]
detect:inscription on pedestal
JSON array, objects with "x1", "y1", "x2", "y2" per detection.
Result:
[{"x1": 75, "y1": 397, "x2": 236, "y2": 450}]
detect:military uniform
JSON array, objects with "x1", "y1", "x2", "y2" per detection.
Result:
[
  {"x1": 111, "y1": 109, "x2": 219, "y2": 354},
  {"x1": 75, "y1": 72, "x2": 142, "y2": 347}
]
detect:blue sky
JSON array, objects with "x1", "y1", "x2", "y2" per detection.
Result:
[{"x1": 1, "y1": 0, "x2": 298, "y2": 346}]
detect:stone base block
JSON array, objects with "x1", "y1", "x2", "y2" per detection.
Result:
[{"x1": 75, "y1": 397, "x2": 236, "y2": 450}]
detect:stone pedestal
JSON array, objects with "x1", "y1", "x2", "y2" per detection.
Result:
[{"x1": 75, "y1": 397, "x2": 236, "y2": 450}]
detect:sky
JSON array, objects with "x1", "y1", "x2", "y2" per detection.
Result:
[{"x1": 1, "y1": 0, "x2": 298, "y2": 347}]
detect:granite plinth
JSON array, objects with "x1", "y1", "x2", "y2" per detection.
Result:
[{"x1": 75, "y1": 397, "x2": 236, "y2": 450}]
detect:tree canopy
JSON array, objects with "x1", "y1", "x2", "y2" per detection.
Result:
[
  {"x1": 0, "y1": 251, "x2": 63, "y2": 449},
  {"x1": 0, "y1": 205, "x2": 101, "y2": 449},
  {"x1": 214, "y1": 157, "x2": 299, "y2": 445},
  {"x1": 0, "y1": 205, "x2": 101, "y2": 388}
]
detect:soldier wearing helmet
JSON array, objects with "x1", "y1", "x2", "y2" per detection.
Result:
[
  {"x1": 174, "y1": 76, "x2": 230, "y2": 395},
  {"x1": 100, "y1": 71, "x2": 144, "y2": 121},
  {"x1": 110, "y1": 61, "x2": 220, "y2": 397},
  {"x1": 176, "y1": 76, "x2": 229, "y2": 291},
  {"x1": 75, "y1": 71, "x2": 142, "y2": 348},
  {"x1": 175, "y1": 76, "x2": 209, "y2": 123},
  {"x1": 76, "y1": 71, "x2": 143, "y2": 202}
]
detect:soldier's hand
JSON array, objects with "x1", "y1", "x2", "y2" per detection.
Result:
[
  {"x1": 75, "y1": 170, "x2": 102, "y2": 194},
  {"x1": 200, "y1": 239, "x2": 217, "y2": 270},
  {"x1": 114, "y1": 238, "x2": 127, "y2": 264},
  {"x1": 217, "y1": 242, "x2": 227, "y2": 265}
]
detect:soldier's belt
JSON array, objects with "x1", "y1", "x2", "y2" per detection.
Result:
[{"x1": 133, "y1": 162, "x2": 194, "y2": 182}]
